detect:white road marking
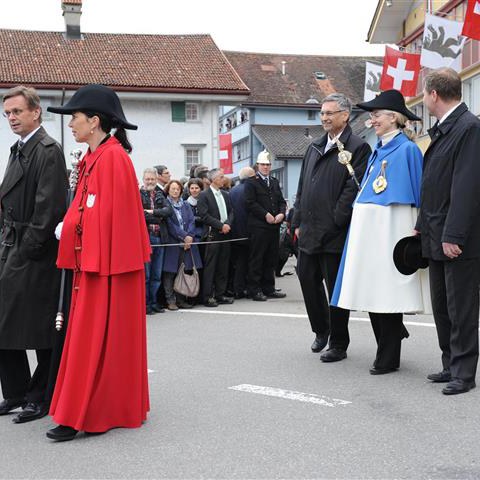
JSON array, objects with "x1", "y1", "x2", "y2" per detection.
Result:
[
  {"x1": 175, "y1": 309, "x2": 436, "y2": 328},
  {"x1": 229, "y1": 384, "x2": 352, "y2": 407}
]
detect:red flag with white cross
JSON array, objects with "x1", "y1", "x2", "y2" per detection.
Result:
[
  {"x1": 380, "y1": 46, "x2": 421, "y2": 97},
  {"x1": 462, "y1": 0, "x2": 480, "y2": 41},
  {"x1": 219, "y1": 133, "x2": 233, "y2": 174}
]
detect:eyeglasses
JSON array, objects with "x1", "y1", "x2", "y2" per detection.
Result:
[
  {"x1": 369, "y1": 111, "x2": 394, "y2": 119},
  {"x1": 319, "y1": 110, "x2": 345, "y2": 118},
  {"x1": 3, "y1": 109, "x2": 25, "y2": 118}
]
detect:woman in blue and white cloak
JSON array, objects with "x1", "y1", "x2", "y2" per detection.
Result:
[{"x1": 332, "y1": 90, "x2": 430, "y2": 375}]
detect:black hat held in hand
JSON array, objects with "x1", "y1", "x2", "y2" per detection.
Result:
[
  {"x1": 48, "y1": 84, "x2": 137, "y2": 130},
  {"x1": 357, "y1": 89, "x2": 421, "y2": 121},
  {"x1": 393, "y1": 235, "x2": 428, "y2": 275}
]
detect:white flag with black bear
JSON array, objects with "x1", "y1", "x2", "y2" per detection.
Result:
[
  {"x1": 421, "y1": 13, "x2": 465, "y2": 72},
  {"x1": 364, "y1": 62, "x2": 383, "y2": 101}
]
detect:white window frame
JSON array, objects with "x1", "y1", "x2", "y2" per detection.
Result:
[{"x1": 185, "y1": 102, "x2": 200, "y2": 122}]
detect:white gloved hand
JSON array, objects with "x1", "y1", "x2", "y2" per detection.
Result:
[{"x1": 55, "y1": 222, "x2": 63, "y2": 240}]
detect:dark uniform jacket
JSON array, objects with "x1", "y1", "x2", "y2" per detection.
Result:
[
  {"x1": 416, "y1": 103, "x2": 480, "y2": 260},
  {"x1": 229, "y1": 180, "x2": 249, "y2": 239},
  {"x1": 292, "y1": 124, "x2": 370, "y2": 255},
  {"x1": 140, "y1": 186, "x2": 173, "y2": 244},
  {"x1": 197, "y1": 188, "x2": 234, "y2": 238},
  {"x1": 244, "y1": 174, "x2": 286, "y2": 232},
  {"x1": 0, "y1": 127, "x2": 68, "y2": 349}
]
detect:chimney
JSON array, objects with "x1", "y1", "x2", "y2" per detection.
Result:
[{"x1": 62, "y1": 0, "x2": 82, "y2": 40}]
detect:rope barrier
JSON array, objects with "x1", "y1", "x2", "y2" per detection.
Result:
[{"x1": 151, "y1": 237, "x2": 249, "y2": 248}]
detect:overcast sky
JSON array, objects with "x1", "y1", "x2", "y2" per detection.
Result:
[{"x1": 2, "y1": 0, "x2": 386, "y2": 57}]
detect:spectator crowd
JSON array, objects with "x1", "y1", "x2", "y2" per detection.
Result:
[{"x1": 141, "y1": 153, "x2": 291, "y2": 314}]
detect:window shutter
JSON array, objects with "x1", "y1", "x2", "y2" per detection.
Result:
[{"x1": 171, "y1": 102, "x2": 186, "y2": 122}]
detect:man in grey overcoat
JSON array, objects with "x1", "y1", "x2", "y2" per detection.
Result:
[
  {"x1": 419, "y1": 68, "x2": 480, "y2": 395},
  {"x1": 0, "y1": 86, "x2": 68, "y2": 421}
]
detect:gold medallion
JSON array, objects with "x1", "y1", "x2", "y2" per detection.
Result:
[{"x1": 372, "y1": 176, "x2": 387, "y2": 193}]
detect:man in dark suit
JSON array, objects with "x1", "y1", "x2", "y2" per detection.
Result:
[
  {"x1": 292, "y1": 93, "x2": 370, "y2": 358},
  {"x1": 245, "y1": 150, "x2": 287, "y2": 301},
  {"x1": 418, "y1": 67, "x2": 480, "y2": 395},
  {"x1": 197, "y1": 168, "x2": 235, "y2": 307},
  {"x1": 0, "y1": 86, "x2": 68, "y2": 422},
  {"x1": 230, "y1": 166, "x2": 256, "y2": 299}
]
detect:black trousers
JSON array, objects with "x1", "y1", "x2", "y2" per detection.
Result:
[
  {"x1": 369, "y1": 313, "x2": 408, "y2": 369},
  {"x1": 0, "y1": 348, "x2": 52, "y2": 403},
  {"x1": 429, "y1": 258, "x2": 480, "y2": 381},
  {"x1": 231, "y1": 240, "x2": 249, "y2": 295},
  {"x1": 202, "y1": 237, "x2": 231, "y2": 300},
  {"x1": 247, "y1": 228, "x2": 278, "y2": 295},
  {"x1": 297, "y1": 250, "x2": 349, "y2": 344}
]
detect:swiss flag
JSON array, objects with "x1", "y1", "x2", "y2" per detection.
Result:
[
  {"x1": 219, "y1": 133, "x2": 233, "y2": 174},
  {"x1": 380, "y1": 46, "x2": 421, "y2": 97},
  {"x1": 462, "y1": 0, "x2": 480, "y2": 41}
]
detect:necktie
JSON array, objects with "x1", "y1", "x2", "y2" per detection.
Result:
[
  {"x1": 16, "y1": 140, "x2": 24, "y2": 160},
  {"x1": 263, "y1": 176, "x2": 269, "y2": 187}
]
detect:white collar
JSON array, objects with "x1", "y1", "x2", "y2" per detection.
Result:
[
  {"x1": 20, "y1": 126, "x2": 41, "y2": 143},
  {"x1": 439, "y1": 102, "x2": 462, "y2": 125},
  {"x1": 380, "y1": 129, "x2": 400, "y2": 146}
]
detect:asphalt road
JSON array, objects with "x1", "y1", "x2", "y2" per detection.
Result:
[{"x1": 1, "y1": 261, "x2": 479, "y2": 479}]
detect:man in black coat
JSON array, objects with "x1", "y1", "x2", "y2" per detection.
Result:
[
  {"x1": 0, "y1": 86, "x2": 68, "y2": 421},
  {"x1": 230, "y1": 166, "x2": 255, "y2": 298},
  {"x1": 197, "y1": 168, "x2": 234, "y2": 307},
  {"x1": 292, "y1": 93, "x2": 370, "y2": 358},
  {"x1": 245, "y1": 150, "x2": 287, "y2": 301},
  {"x1": 418, "y1": 68, "x2": 480, "y2": 395}
]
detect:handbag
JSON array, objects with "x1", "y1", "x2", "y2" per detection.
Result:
[{"x1": 173, "y1": 249, "x2": 200, "y2": 297}]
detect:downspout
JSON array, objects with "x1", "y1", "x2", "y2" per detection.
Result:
[{"x1": 60, "y1": 88, "x2": 66, "y2": 150}]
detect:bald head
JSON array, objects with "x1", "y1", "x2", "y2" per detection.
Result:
[{"x1": 239, "y1": 166, "x2": 255, "y2": 180}]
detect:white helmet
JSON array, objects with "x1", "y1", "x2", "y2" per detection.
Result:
[{"x1": 256, "y1": 149, "x2": 271, "y2": 165}]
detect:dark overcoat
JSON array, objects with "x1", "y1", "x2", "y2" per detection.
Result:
[
  {"x1": 244, "y1": 174, "x2": 286, "y2": 232},
  {"x1": 229, "y1": 180, "x2": 249, "y2": 239},
  {"x1": 292, "y1": 124, "x2": 370, "y2": 255},
  {"x1": 140, "y1": 186, "x2": 173, "y2": 243},
  {"x1": 416, "y1": 103, "x2": 480, "y2": 260},
  {"x1": 163, "y1": 201, "x2": 203, "y2": 273},
  {"x1": 0, "y1": 127, "x2": 68, "y2": 349}
]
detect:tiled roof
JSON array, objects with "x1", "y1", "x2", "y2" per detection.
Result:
[
  {"x1": 0, "y1": 29, "x2": 249, "y2": 94},
  {"x1": 224, "y1": 51, "x2": 381, "y2": 106},
  {"x1": 253, "y1": 125, "x2": 325, "y2": 158},
  {"x1": 63, "y1": 0, "x2": 82, "y2": 4}
]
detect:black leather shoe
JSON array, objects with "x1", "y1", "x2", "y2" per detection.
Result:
[
  {"x1": 311, "y1": 334, "x2": 328, "y2": 353},
  {"x1": 369, "y1": 367, "x2": 398, "y2": 375},
  {"x1": 46, "y1": 425, "x2": 79, "y2": 442},
  {"x1": 427, "y1": 369, "x2": 451, "y2": 383},
  {"x1": 151, "y1": 304, "x2": 165, "y2": 313},
  {"x1": 252, "y1": 292, "x2": 268, "y2": 302},
  {"x1": 204, "y1": 297, "x2": 218, "y2": 307},
  {"x1": 320, "y1": 348, "x2": 347, "y2": 362},
  {"x1": 234, "y1": 291, "x2": 246, "y2": 299},
  {"x1": 216, "y1": 295, "x2": 234, "y2": 304},
  {"x1": 146, "y1": 306, "x2": 154, "y2": 315},
  {"x1": 442, "y1": 378, "x2": 476, "y2": 395},
  {"x1": 177, "y1": 301, "x2": 193, "y2": 309},
  {"x1": 0, "y1": 398, "x2": 26, "y2": 415},
  {"x1": 266, "y1": 291, "x2": 286, "y2": 299},
  {"x1": 12, "y1": 402, "x2": 49, "y2": 424}
]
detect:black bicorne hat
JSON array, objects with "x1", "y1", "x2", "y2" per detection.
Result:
[
  {"x1": 357, "y1": 89, "x2": 421, "y2": 122},
  {"x1": 393, "y1": 235, "x2": 428, "y2": 276},
  {"x1": 47, "y1": 84, "x2": 137, "y2": 130}
]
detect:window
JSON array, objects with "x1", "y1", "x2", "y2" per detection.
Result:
[
  {"x1": 171, "y1": 102, "x2": 200, "y2": 122},
  {"x1": 233, "y1": 139, "x2": 248, "y2": 163},
  {"x1": 307, "y1": 110, "x2": 317, "y2": 120},
  {"x1": 185, "y1": 103, "x2": 199, "y2": 121},
  {"x1": 185, "y1": 148, "x2": 200, "y2": 175}
]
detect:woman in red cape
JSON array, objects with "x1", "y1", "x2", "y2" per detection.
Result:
[{"x1": 46, "y1": 84, "x2": 151, "y2": 441}]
